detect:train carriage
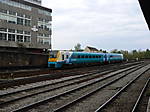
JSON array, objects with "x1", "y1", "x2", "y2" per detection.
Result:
[
  {"x1": 48, "y1": 51, "x2": 124, "y2": 68},
  {"x1": 106, "y1": 53, "x2": 124, "y2": 63}
]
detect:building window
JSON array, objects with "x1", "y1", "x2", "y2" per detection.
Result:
[
  {"x1": 9, "y1": 11, "x2": 16, "y2": 16},
  {"x1": 38, "y1": 18, "x2": 51, "y2": 31},
  {"x1": 38, "y1": 38, "x2": 43, "y2": 44},
  {"x1": 25, "y1": 19, "x2": 31, "y2": 26},
  {"x1": 8, "y1": 34, "x2": 15, "y2": 41},
  {"x1": 8, "y1": 29, "x2": 15, "y2": 33},
  {"x1": 0, "y1": 28, "x2": 7, "y2": 32},
  {"x1": 17, "y1": 35, "x2": 23, "y2": 42},
  {"x1": 0, "y1": 14, "x2": 8, "y2": 21},
  {"x1": 25, "y1": 15, "x2": 31, "y2": 19},
  {"x1": 24, "y1": 36, "x2": 31, "y2": 42},
  {"x1": 38, "y1": 33, "x2": 43, "y2": 37},
  {"x1": 17, "y1": 18, "x2": 24, "y2": 25},
  {"x1": 24, "y1": 31, "x2": 31, "y2": 35},
  {"x1": 0, "y1": 9, "x2": 7, "y2": 14},
  {"x1": 44, "y1": 34, "x2": 49, "y2": 38},
  {"x1": 38, "y1": 9, "x2": 51, "y2": 16},
  {"x1": 0, "y1": 33, "x2": 7, "y2": 40},
  {"x1": 17, "y1": 13, "x2": 24, "y2": 17},
  {"x1": 7, "y1": 16, "x2": 17, "y2": 24},
  {"x1": 0, "y1": 0, "x2": 32, "y2": 11},
  {"x1": 17, "y1": 30, "x2": 23, "y2": 34},
  {"x1": 43, "y1": 38, "x2": 50, "y2": 45}
]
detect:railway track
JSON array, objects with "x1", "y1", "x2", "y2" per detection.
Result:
[
  {"x1": 0, "y1": 63, "x2": 146, "y2": 112},
  {"x1": 53, "y1": 64, "x2": 150, "y2": 112},
  {"x1": 95, "y1": 67, "x2": 150, "y2": 112},
  {"x1": 0, "y1": 61, "x2": 143, "y2": 89},
  {"x1": 0, "y1": 62, "x2": 140, "y2": 94}
]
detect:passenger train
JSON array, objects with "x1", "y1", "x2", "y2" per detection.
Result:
[{"x1": 48, "y1": 51, "x2": 124, "y2": 68}]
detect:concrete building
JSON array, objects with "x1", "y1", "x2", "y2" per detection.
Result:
[
  {"x1": 84, "y1": 46, "x2": 99, "y2": 53},
  {"x1": 0, "y1": 0, "x2": 52, "y2": 50},
  {"x1": 24, "y1": 0, "x2": 42, "y2": 5}
]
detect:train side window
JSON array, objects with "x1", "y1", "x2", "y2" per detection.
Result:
[
  {"x1": 110, "y1": 55, "x2": 113, "y2": 57},
  {"x1": 89, "y1": 55, "x2": 91, "y2": 58},
  {"x1": 82, "y1": 55, "x2": 84, "y2": 58},
  {"x1": 96, "y1": 56, "x2": 98, "y2": 58},
  {"x1": 72, "y1": 55, "x2": 77, "y2": 58},
  {"x1": 66, "y1": 55, "x2": 69, "y2": 59},
  {"x1": 78, "y1": 55, "x2": 80, "y2": 58},
  {"x1": 85, "y1": 55, "x2": 88, "y2": 58},
  {"x1": 62, "y1": 54, "x2": 64, "y2": 60}
]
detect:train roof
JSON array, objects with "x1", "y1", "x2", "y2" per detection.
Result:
[
  {"x1": 54, "y1": 50, "x2": 123, "y2": 56},
  {"x1": 72, "y1": 52, "x2": 105, "y2": 55},
  {"x1": 107, "y1": 53, "x2": 123, "y2": 56}
]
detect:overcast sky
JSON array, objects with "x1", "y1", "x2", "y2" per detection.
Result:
[{"x1": 42, "y1": 0, "x2": 150, "y2": 51}]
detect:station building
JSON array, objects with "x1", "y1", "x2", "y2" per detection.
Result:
[{"x1": 0, "y1": 0, "x2": 52, "y2": 51}]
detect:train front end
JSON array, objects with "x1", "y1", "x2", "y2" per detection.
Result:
[{"x1": 48, "y1": 51, "x2": 62, "y2": 68}]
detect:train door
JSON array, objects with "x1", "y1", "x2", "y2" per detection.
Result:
[
  {"x1": 62, "y1": 54, "x2": 65, "y2": 60},
  {"x1": 104, "y1": 54, "x2": 107, "y2": 63}
]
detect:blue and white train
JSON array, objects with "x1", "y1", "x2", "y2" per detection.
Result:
[{"x1": 48, "y1": 51, "x2": 124, "y2": 68}]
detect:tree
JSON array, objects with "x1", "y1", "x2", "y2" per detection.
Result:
[
  {"x1": 111, "y1": 49, "x2": 119, "y2": 53},
  {"x1": 74, "y1": 43, "x2": 81, "y2": 51}
]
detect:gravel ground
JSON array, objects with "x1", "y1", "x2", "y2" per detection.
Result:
[
  {"x1": 0, "y1": 74, "x2": 84, "y2": 95},
  {"x1": 59, "y1": 64, "x2": 150, "y2": 112},
  {"x1": 100, "y1": 68, "x2": 150, "y2": 112},
  {"x1": 0, "y1": 64, "x2": 137, "y2": 97},
  {"x1": 134, "y1": 77, "x2": 150, "y2": 112},
  {"x1": 1, "y1": 65, "x2": 138, "y2": 112},
  {"x1": 0, "y1": 63, "x2": 144, "y2": 112},
  {"x1": 147, "y1": 97, "x2": 150, "y2": 112},
  {"x1": 0, "y1": 66, "x2": 124, "y2": 111},
  {"x1": 25, "y1": 65, "x2": 143, "y2": 112}
]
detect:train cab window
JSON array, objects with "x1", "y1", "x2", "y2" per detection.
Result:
[
  {"x1": 62, "y1": 54, "x2": 65, "y2": 60},
  {"x1": 49, "y1": 52, "x2": 57, "y2": 58},
  {"x1": 49, "y1": 55, "x2": 54, "y2": 58}
]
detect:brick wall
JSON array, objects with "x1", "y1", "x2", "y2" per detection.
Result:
[{"x1": 0, "y1": 51, "x2": 48, "y2": 69}]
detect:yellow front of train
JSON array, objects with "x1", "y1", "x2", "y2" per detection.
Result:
[
  {"x1": 48, "y1": 51, "x2": 64, "y2": 68},
  {"x1": 48, "y1": 51, "x2": 59, "y2": 68}
]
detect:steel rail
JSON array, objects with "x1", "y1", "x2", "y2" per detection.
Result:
[
  {"x1": 12, "y1": 65, "x2": 143, "y2": 112},
  {"x1": 94, "y1": 66, "x2": 150, "y2": 112},
  {"x1": 53, "y1": 65, "x2": 144, "y2": 112},
  {"x1": 0, "y1": 65, "x2": 140, "y2": 108},
  {"x1": 0, "y1": 64, "x2": 139, "y2": 98},
  {"x1": 0, "y1": 66, "x2": 137, "y2": 107},
  {"x1": 146, "y1": 97, "x2": 150, "y2": 112},
  {"x1": 0, "y1": 61, "x2": 142, "y2": 97},
  {"x1": 0, "y1": 70, "x2": 115, "y2": 106},
  {"x1": 131, "y1": 78, "x2": 150, "y2": 112},
  {"x1": 0, "y1": 69, "x2": 110, "y2": 97}
]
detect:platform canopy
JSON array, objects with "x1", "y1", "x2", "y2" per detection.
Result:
[{"x1": 138, "y1": 0, "x2": 150, "y2": 30}]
